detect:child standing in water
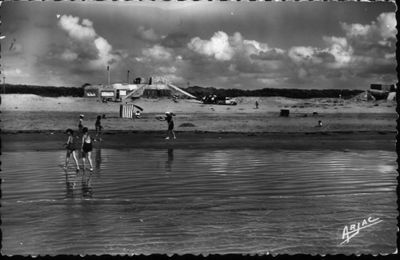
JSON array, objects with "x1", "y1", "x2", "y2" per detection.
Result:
[
  {"x1": 78, "y1": 114, "x2": 84, "y2": 132},
  {"x1": 64, "y1": 129, "x2": 80, "y2": 171},
  {"x1": 95, "y1": 115, "x2": 102, "y2": 141},
  {"x1": 81, "y1": 127, "x2": 94, "y2": 171},
  {"x1": 158, "y1": 112, "x2": 176, "y2": 140}
]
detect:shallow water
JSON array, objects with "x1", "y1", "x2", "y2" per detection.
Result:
[{"x1": 1, "y1": 148, "x2": 397, "y2": 255}]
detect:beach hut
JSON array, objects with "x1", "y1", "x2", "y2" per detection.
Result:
[
  {"x1": 280, "y1": 109, "x2": 290, "y2": 117},
  {"x1": 369, "y1": 84, "x2": 396, "y2": 100},
  {"x1": 84, "y1": 86, "x2": 100, "y2": 98},
  {"x1": 83, "y1": 84, "x2": 102, "y2": 98},
  {"x1": 120, "y1": 104, "x2": 144, "y2": 118},
  {"x1": 112, "y1": 83, "x2": 140, "y2": 100},
  {"x1": 387, "y1": 92, "x2": 396, "y2": 101}
]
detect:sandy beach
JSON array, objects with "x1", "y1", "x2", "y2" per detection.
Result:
[
  {"x1": 0, "y1": 94, "x2": 397, "y2": 133},
  {"x1": 1, "y1": 94, "x2": 396, "y2": 152}
]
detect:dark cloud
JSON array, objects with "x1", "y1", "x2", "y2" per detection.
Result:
[
  {"x1": 313, "y1": 51, "x2": 336, "y2": 63},
  {"x1": 250, "y1": 49, "x2": 286, "y2": 61}
]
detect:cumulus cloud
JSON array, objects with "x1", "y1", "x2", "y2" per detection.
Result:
[
  {"x1": 188, "y1": 31, "x2": 234, "y2": 61},
  {"x1": 284, "y1": 12, "x2": 396, "y2": 85},
  {"x1": 251, "y1": 48, "x2": 286, "y2": 60},
  {"x1": 340, "y1": 12, "x2": 396, "y2": 56},
  {"x1": 137, "y1": 26, "x2": 162, "y2": 42},
  {"x1": 183, "y1": 11, "x2": 396, "y2": 88},
  {"x1": 338, "y1": 12, "x2": 396, "y2": 79},
  {"x1": 342, "y1": 12, "x2": 396, "y2": 41},
  {"x1": 187, "y1": 31, "x2": 286, "y2": 65},
  {"x1": 58, "y1": 15, "x2": 119, "y2": 69},
  {"x1": 184, "y1": 31, "x2": 289, "y2": 86},
  {"x1": 58, "y1": 15, "x2": 96, "y2": 41},
  {"x1": 61, "y1": 49, "x2": 78, "y2": 61},
  {"x1": 288, "y1": 37, "x2": 353, "y2": 69},
  {"x1": 142, "y1": 44, "x2": 173, "y2": 61}
]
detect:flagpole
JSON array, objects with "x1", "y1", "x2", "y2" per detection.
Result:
[{"x1": 107, "y1": 65, "x2": 110, "y2": 86}]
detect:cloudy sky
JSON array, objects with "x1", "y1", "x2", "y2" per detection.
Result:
[{"x1": 1, "y1": 1, "x2": 397, "y2": 89}]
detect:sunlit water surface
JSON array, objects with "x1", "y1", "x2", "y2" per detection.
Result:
[{"x1": 1, "y1": 148, "x2": 397, "y2": 255}]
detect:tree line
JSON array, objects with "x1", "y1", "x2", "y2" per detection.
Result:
[
  {"x1": 182, "y1": 86, "x2": 363, "y2": 99},
  {"x1": 2, "y1": 83, "x2": 363, "y2": 99},
  {"x1": 2, "y1": 84, "x2": 83, "y2": 97}
]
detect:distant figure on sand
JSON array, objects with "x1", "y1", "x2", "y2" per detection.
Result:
[
  {"x1": 317, "y1": 120, "x2": 323, "y2": 127},
  {"x1": 95, "y1": 115, "x2": 102, "y2": 141},
  {"x1": 158, "y1": 112, "x2": 176, "y2": 140},
  {"x1": 81, "y1": 127, "x2": 94, "y2": 171},
  {"x1": 135, "y1": 110, "x2": 141, "y2": 119},
  {"x1": 63, "y1": 129, "x2": 80, "y2": 171},
  {"x1": 255, "y1": 101, "x2": 259, "y2": 109},
  {"x1": 78, "y1": 114, "x2": 84, "y2": 132}
]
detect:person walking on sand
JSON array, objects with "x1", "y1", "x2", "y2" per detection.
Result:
[
  {"x1": 81, "y1": 127, "x2": 94, "y2": 171},
  {"x1": 158, "y1": 112, "x2": 176, "y2": 140},
  {"x1": 95, "y1": 115, "x2": 103, "y2": 141},
  {"x1": 78, "y1": 114, "x2": 84, "y2": 132},
  {"x1": 63, "y1": 129, "x2": 80, "y2": 171},
  {"x1": 255, "y1": 101, "x2": 259, "y2": 109}
]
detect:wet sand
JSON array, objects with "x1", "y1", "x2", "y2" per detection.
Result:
[{"x1": 2, "y1": 131, "x2": 396, "y2": 152}]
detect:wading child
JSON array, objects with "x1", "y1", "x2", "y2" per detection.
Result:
[
  {"x1": 64, "y1": 129, "x2": 80, "y2": 171},
  {"x1": 158, "y1": 112, "x2": 176, "y2": 140},
  {"x1": 78, "y1": 114, "x2": 84, "y2": 132},
  {"x1": 81, "y1": 127, "x2": 94, "y2": 171},
  {"x1": 95, "y1": 115, "x2": 102, "y2": 141}
]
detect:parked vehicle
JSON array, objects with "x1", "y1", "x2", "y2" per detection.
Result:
[{"x1": 202, "y1": 95, "x2": 237, "y2": 105}]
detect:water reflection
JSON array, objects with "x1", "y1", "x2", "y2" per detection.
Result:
[
  {"x1": 95, "y1": 148, "x2": 102, "y2": 173},
  {"x1": 64, "y1": 169, "x2": 77, "y2": 198},
  {"x1": 165, "y1": 148, "x2": 174, "y2": 173},
  {"x1": 81, "y1": 172, "x2": 93, "y2": 198}
]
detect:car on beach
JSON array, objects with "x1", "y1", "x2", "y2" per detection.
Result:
[{"x1": 202, "y1": 95, "x2": 237, "y2": 105}]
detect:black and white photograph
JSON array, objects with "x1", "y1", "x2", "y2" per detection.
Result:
[{"x1": 0, "y1": 0, "x2": 398, "y2": 255}]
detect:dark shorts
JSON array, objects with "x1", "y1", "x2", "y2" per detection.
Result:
[
  {"x1": 66, "y1": 143, "x2": 75, "y2": 153},
  {"x1": 82, "y1": 143, "x2": 93, "y2": 155}
]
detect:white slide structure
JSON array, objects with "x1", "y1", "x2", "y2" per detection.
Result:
[
  {"x1": 167, "y1": 83, "x2": 197, "y2": 99},
  {"x1": 122, "y1": 83, "x2": 197, "y2": 100}
]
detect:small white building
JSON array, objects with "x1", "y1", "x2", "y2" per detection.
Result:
[{"x1": 83, "y1": 82, "x2": 196, "y2": 101}]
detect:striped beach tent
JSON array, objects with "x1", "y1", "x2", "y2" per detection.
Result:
[{"x1": 120, "y1": 104, "x2": 143, "y2": 118}]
